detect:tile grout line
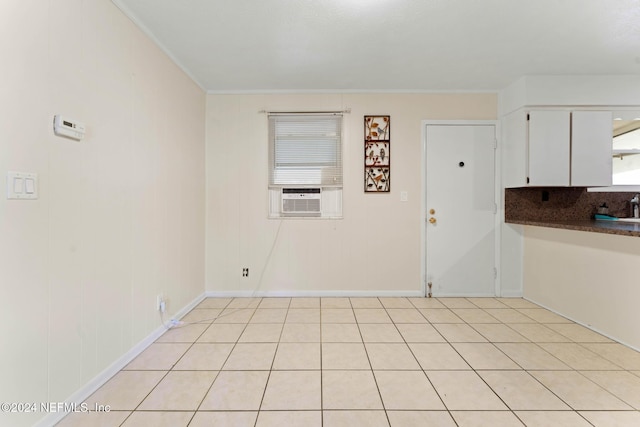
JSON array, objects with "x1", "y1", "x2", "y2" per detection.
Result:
[
  {"x1": 189, "y1": 297, "x2": 256, "y2": 422},
  {"x1": 355, "y1": 297, "x2": 391, "y2": 427},
  {"x1": 464, "y1": 298, "x2": 576, "y2": 424},
  {"x1": 404, "y1": 297, "x2": 457, "y2": 424},
  {"x1": 120, "y1": 297, "x2": 238, "y2": 426},
  {"x1": 254, "y1": 298, "x2": 291, "y2": 426},
  {"x1": 465, "y1": 298, "x2": 583, "y2": 418},
  {"x1": 464, "y1": 298, "x2": 631, "y2": 421},
  {"x1": 56, "y1": 297, "x2": 640, "y2": 427}
]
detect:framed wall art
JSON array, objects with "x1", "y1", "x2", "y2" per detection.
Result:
[{"x1": 364, "y1": 115, "x2": 390, "y2": 192}]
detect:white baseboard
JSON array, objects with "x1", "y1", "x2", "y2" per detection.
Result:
[
  {"x1": 430, "y1": 293, "x2": 502, "y2": 298},
  {"x1": 37, "y1": 292, "x2": 207, "y2": 427},
  {"x1": 205, "y1": 290, "x2": 424, "y2": 298},
  {"x1": 499, "y1": 290, "x2": 524, "y2": 298},
  {"x1": 204, "y1": 290, "x2": 526, "y2": 299}
]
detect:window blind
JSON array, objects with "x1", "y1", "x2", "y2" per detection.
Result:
[{"x1": 269, "y1": 114, "x2": 343, "y2": 187}]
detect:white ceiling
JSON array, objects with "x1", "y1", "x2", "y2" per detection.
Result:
[{"x1": 113, "y1": 0, "x2": 640, "y2": 93}]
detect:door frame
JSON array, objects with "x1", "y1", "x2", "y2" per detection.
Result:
[{"x1": 421, "y1": 120, "x2": 502, "y2": 297}]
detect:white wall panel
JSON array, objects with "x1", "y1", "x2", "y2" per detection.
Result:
[
  {"x1": 0, "y1": 1, "x2": 205, "y2": 426},
  {"x1": 206, "y1": 93, "x2": 498, "y2": 295},
  {"x1": 524, "y1": 226, "x2": 640, "y2": 350}
]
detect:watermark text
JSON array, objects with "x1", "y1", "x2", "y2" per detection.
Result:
[{"x1": 1, "y1": 402, "x2": 111, "y2": 413}]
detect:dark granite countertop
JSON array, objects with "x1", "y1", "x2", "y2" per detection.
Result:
[
  {"x1": 504, "y1": 187, "x2": 640, "y2": 237},
  {"x1": 506, "y1": 219, "x2": 640, "y2": 237}
]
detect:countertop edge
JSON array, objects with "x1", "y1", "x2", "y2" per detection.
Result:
[{"x1": 505, "y1": 219, "x2": 640, "y2": 237}]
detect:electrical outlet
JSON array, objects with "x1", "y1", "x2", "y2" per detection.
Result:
[{"x1": 242, "y1": 268, "x2": 249, "y2": 277}]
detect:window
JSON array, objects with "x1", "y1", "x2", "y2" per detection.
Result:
[
  {"x1": 612, "y1": 125, "x2": 640, "y2": 185},
  {"x1": 268, "y1": 113, "x2": 343, "y2": 218},
  {"x1": 587, "y1": 112, "x2": 640, "y2": 193}
]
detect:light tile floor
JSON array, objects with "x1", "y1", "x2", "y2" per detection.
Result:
[{"x1": 57, "y1": 297, "x2": 640, "y2": 426}]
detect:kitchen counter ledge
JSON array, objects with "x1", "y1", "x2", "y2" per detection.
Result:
[{"x1": 506, "y1": 219, "x2": 640, "y2": 237}]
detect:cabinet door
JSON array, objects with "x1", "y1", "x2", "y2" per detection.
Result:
[
  {"x1": 571, "y1": 111, "x2": 612, "y2": 187},
  {"x1": 528, "y1": 111, "x2": 570, "y2": 186}
]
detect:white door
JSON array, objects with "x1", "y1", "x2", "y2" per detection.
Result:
[{"x1": 425, "y1": 124, "x2": 497, "y2": 296}]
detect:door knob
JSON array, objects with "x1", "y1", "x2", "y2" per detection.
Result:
[{"x1": 429, "y1": 217, "x2": 437, "y2": 224}]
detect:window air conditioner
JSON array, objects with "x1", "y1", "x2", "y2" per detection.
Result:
[{"x1": 281, "y1": 188, "x2": 321, "y2": 216}]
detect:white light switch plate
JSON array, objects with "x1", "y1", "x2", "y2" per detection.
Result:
[
  {"x1": 400, "y1": 191, "x2": 408, "y2": 202},
  {"x1": 7, "y1": 172, "x2": 38, "y2": 200}
]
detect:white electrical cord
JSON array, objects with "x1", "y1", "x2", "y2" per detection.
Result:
[
  {"x1": 161, "y1": 219, "x2": 285, "y2": 329},
  {"x1": 159, "y1": 310, "x2": 182, "y2": 330}
]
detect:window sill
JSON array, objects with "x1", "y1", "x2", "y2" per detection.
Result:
[{"x1": 587, "y1": 185, "x2": 640, "y2": 192}]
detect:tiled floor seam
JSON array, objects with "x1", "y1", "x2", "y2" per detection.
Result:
[
  {"x1": 254, "y1": 299, "x2": 291, "y2": 425},
  {"x1": 190, "y1": 305, "x2": 254, "y2": 419},
  {"x1": 382, "y1": 298, "x2": 457, "y2": 425},
  {"x1": 54, "y1": 297, "x2": 640, "y2": 427},
  {"x1": 425, "y1": 299, "x2": 582, "y2": 418},
  {"x1": 354, "y1": 308, "x2": 391, "y2": 426}
]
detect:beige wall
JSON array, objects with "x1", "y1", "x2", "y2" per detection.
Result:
[
  {"x1": 0, "y1": 1, "x2": 205, "y2": 426},
  {"x1": 523, "y1": 226, "x2": 640, "y2": 350},
  {"x1": 206, "y1": 93, "x2": 497, "y2": 295}
]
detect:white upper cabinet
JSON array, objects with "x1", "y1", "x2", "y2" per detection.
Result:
[
  {"x1": 528, "y1": 110, "x2": 570, "y2": 186},
  {"x1": 503, "y1": 109, "x2": 612, "y2": 188},
  {"x1": 571, "y1": 111, "x2": 613, "y2": 187}
]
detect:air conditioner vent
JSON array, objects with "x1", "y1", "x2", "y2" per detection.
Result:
[{"x1": 282, "y1": 188, "x2": 321, "y2": 217}]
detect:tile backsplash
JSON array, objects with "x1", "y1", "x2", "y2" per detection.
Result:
[{"x1": 505, "y1": 187, "x2": 636, "y2": 222}]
